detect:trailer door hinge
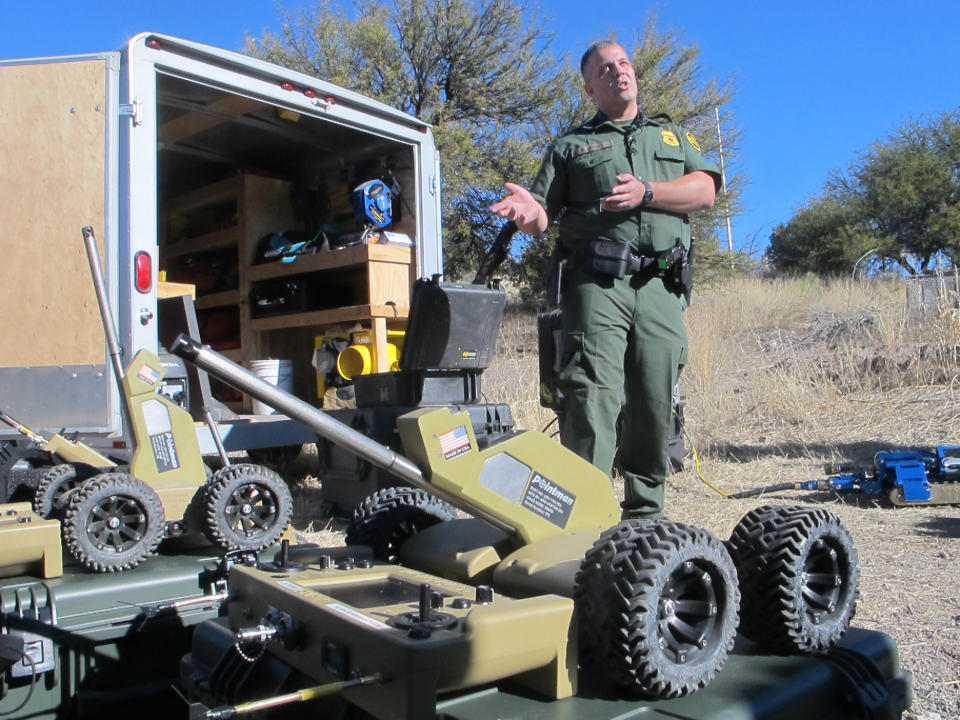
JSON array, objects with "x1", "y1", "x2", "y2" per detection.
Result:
[
  {"x1": 120, "y1": 98, "x2": 143, "y2": 126},
  {"x1": 429, "y1": 174, "x2": 438, "y2": 196}
]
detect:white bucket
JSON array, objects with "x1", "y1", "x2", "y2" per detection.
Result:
[{"x1": 247, "y1": 359, "x2": 294, "y2": 415}]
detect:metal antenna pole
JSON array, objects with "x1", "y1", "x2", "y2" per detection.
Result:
[
  {"x1": 714, "y1": 107, "x2": 734, "y2": 253},
  {"x1": 82, "y1": 227, "x2": 126, "y2": 388}
]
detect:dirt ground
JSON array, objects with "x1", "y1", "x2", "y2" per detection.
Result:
[
  {"x1": 667, "y1": 455, "x2": 960, "y2": 720},
  {"x1": 670, "y1": 376, "x2": 960, "y2": 720}
]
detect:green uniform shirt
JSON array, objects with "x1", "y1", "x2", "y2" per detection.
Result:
[{"x1": 529, "y1": 111, "x2": 721, "y2": 254}]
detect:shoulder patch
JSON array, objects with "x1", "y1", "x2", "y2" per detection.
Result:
[
  {"x1": 685, "y1": 131, "x2": 702, "y2": 152},
  {"x1": 572, "y1": 140, "x2": 613, "y2": 157},
  {"x1": 661, "y1": 129, "x2": 680, "y2": 147}
]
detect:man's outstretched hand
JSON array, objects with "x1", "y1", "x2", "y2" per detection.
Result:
[{"x1": 490, "y1": 183, "x2": 547, "y2": 235}]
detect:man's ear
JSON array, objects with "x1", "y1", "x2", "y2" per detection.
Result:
[{"x1": 583, "y1": 79, "x2": 596, "y2": 102}]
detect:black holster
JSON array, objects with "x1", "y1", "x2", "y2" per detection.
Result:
[
  {"x1": 579, "y1": 240, "x2": 633, "y2": 279},
  {"x1": 545, "y1": 246, "x2": 568, "y2": 307},
  {"x1": 662, "y1": 238, "x2": 695, "y2": 305}
]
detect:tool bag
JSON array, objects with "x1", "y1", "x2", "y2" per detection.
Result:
[{"x1": 254, "y1": 229, "x2": 331, "y2": 264}]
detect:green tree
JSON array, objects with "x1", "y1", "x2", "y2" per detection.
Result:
[
  {"x1": 246, "y1": 0, "x2": 564, "y2": 280},
  {"x1": 768, "y1": 109, "x2": 960, "y2": 276},
  {"x1": 767, "y1": 195, "x2": 872, "y2": 275}
]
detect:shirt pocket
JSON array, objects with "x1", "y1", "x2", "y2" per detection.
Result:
[
  {"x1": 570, "y1": 148, "x2": 617, "y2": 199},
  {"x1": 653, "y1": 143, "x2": 686, "y2": 181}
]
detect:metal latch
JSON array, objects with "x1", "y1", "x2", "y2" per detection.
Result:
[{"x1": 120, "y1": 98, "x2": 143, "y2": 126}]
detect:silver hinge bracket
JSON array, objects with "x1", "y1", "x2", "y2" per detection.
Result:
[{"x1": 120, "y1": 98, "x2": 143, "y2": 126}]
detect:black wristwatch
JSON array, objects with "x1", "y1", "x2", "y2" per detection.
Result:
[{"x1": 639, "y1": 179, "x2": 654, "y2": 207}]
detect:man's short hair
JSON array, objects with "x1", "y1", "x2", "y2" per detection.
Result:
[{"x1": 580, "y1": 39, "x2": 623, "y2": 75}]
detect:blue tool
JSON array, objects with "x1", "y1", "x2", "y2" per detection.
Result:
[
  {"x1": 729, "y1": 445, "x2": 960, "y2": 505},
  {"x1": 352, "y1": 179, "x2": 393, "y2": 229}
]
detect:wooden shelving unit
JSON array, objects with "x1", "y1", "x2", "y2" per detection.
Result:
[{"x1": 160, "y1": 172, "x2": 414, "y2": 409}]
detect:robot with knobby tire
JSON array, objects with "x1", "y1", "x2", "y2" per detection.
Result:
[
  {"x1": 5, "y1": 346, "x2": 294, "y2": 573},
  {"x1": 171, "y1": 332, "x2": 862, "y2": 711},
  {"x1": 0, "y1": 228, "x2": 294, "y2": 572}
]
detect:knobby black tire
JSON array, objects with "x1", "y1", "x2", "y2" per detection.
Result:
[
  {"x1": 345, "y1": 487, "x2": 457, "y2": 561},
  {"x1": 0, "y1": 441, "x2": 54, "y2": 502},
  {"x1": 202, "y1": 463, "x2": 293, "y2": 552},
  {"x1": 62, "y1": 473, "x2": 165, "y2": 572},
  {"x1": 33, "y1": 463, "x2": 99, "y2": 518},
  {"x1": 727, "y1": 504, "x2": 859, "y2": 654},
  {"x1": 574, "y1": 519, "x2": 740, "y2": 699}
]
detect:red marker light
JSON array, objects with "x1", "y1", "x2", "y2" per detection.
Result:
[
  {"x1": 280, "y1": 82, "x2": 294, "y2": 91},
  {"x1": 134, "y1": 251, "x2": 152, "y2": 293},
  {"x1": 303, "y1": 89, "x2": 317, "y2": 98},
  {"x1": 324, "y1": 96, "x2": 336, "y2": 105},
  {"x1": 146, "y1": 37, "x2": 161, "y2": 49}
]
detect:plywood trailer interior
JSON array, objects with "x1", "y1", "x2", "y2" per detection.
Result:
[{"x1": 154, "y1": 73, "x2": 419, "y2": 409}]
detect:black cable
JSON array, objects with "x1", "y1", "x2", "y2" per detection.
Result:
[
  {"x1": 540, "y1": 415, "x2": 558, "y2": 433},
  {"x1": 0, "y1": 644, "x2": 37, "y2": 717}
]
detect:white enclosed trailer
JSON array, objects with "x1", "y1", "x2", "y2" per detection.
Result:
[{"x1": 0, "y1": 33, "x2": 443, "y2": 464}]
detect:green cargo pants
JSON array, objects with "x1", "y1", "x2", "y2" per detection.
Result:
[{"x1": 556, "y1": 268, "x2": 687, "y2": 519}]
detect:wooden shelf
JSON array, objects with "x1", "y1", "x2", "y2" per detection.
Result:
[
  {"x1": 247, "y1": 243, "x2": 411, "y2": 282},
  {"x1": 166, "y1": 175, "x2": 243, "y2": 214},
  {"x1": 160, "y1": 172, "x2": 416, "y2": 409},
  {"x1": 195, "y1": 288, "x2": 243, "y2": 310},
  {"x1": 250, "y1": 303, "x2": 408, "y2": 332},
  {"x1": 157, "y1": 281, "x2": 196, "y2": 299},
  {"x1": 165, "y1": 226, "x2": 240, "y2": 259}
]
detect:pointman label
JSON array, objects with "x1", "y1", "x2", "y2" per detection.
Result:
[{"x1": 521, "y1": 472, "x2": 575, "y2": 528}]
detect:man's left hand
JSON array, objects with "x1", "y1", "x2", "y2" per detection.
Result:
[{"x1": 601, "y1": 174, "x2": 646, "y2": 212}]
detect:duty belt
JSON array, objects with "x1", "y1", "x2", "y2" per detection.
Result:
[
  {"x1": 624, "y1": 253, "x2": 661, "y2": 275},
  {"x1": 576, "y1": 240, "x2": 683, "y2": 281}
]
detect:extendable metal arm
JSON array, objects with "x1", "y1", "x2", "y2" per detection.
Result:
[{"x1": 169, "y1": 334, "x2": 517, "y2": 536}]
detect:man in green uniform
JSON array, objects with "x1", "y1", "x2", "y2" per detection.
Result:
[{"x1": 490, "y1": 40, "x2": 721, "y2": 518}]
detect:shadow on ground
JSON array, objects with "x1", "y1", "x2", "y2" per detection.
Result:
[
  {"x1": 913, "y1": 515, "x2": 960, "y2": 538},
  {"x1": 704, "y1": 439, "x2": 899, "y2": 465}
]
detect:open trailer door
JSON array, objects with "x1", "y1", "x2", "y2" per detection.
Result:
[{"x1": 0, "y1": 54, "x2": 121, "y2": 434}]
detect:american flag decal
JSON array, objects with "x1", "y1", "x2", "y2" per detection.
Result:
[
  {"x1": 437, "y1": 425, "x2": 471, "y2": 458},
  {"x1": 137, "y1": 364, "x2": 162, "y2": 386}
]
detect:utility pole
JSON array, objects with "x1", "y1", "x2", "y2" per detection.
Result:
[{"x1": 715, "y1": 106, "x2": 733, "y2": 252}]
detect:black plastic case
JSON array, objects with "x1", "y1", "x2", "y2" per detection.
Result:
[{"x1": 400, "y1": 277, "x2": 505, "y2": 371}]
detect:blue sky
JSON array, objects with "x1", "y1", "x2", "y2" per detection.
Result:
[{"x1": 2, "y1": 0, "x2": 958, "y2": 255}]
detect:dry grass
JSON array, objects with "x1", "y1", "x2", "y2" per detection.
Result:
[
  {"x1": 675, "y1": 277, "x2": 960, "y2": 720},
  {"x1": 290, "y1": 275, "x2": 960, "y2": 718}
]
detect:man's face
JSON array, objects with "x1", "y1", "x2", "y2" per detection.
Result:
[{"x1": 583, "y1": 44, "x2": 637, "y2": 116}]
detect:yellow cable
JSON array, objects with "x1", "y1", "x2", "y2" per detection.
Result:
[
  {"x1": 676, "y1": 409, "x2": 729, "y2": 498},
  {"x1": 690, "y1": 441, "x2": 729, "y2": 498}
]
